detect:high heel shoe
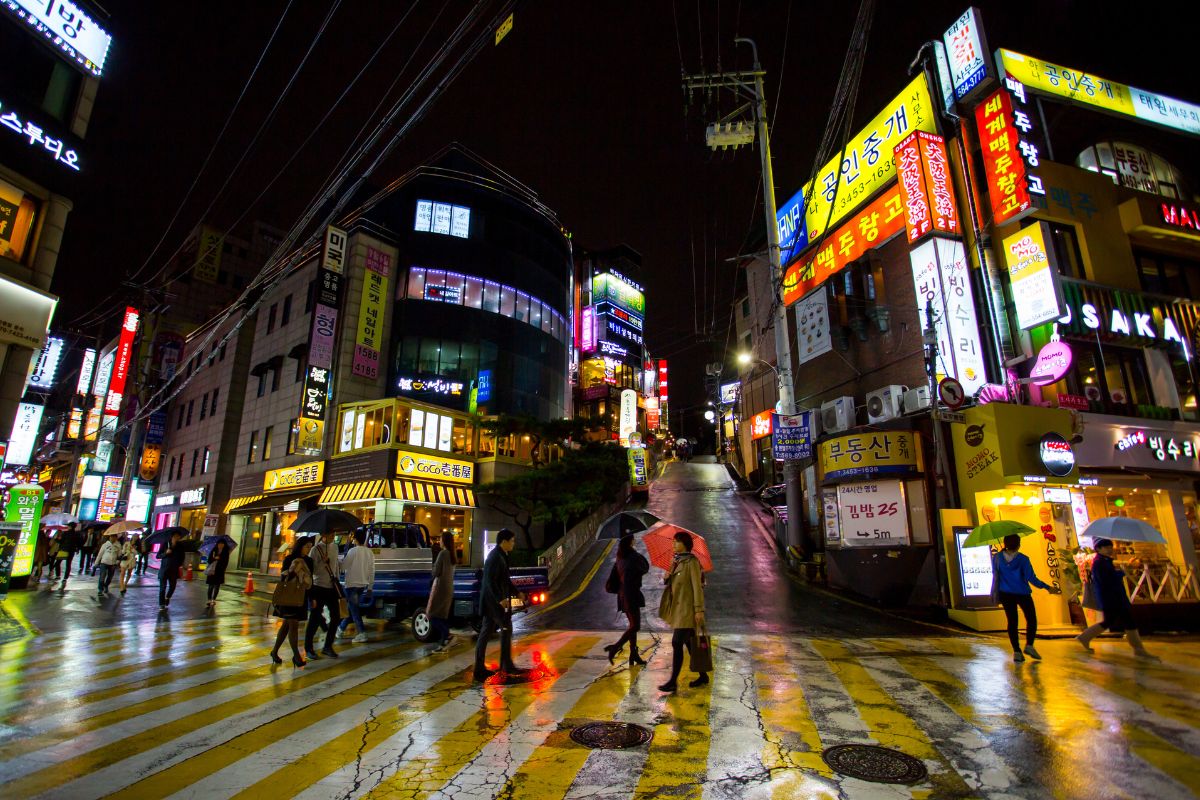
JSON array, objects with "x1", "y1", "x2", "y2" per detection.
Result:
[
  {"x1": 604, "y1": 644, "x2": 620, "y2": 665},
  {"x1": 292, "y1": 655, "x2": 306, "y2": 669},
  {"x1": 629, "y1": 652, "x2": 647, "y2": 666},
  {"x1": 270, "y1": 652, "x2": 283, "y2": 665}
]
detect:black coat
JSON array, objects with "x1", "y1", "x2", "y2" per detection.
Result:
[
  {"x1": 480, "y1": 546, "x2": 517, "y2": 619},
  {"x1": 206, "y1": 548, "x2": 230, "y2": 584},
  {"x1": 615, "y1": 550, "x2": 649, "y2": 613},
  {"x1": 1092, "y1": 552, "x2": 1133, "y2": 630}
]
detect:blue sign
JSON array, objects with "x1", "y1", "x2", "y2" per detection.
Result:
[
  {"x1": 145, "y1": 411, "x2": 168, "y2": 445},
  {"x1": 476, "y1": 370, "x2": 492, "y2": 404},
  {"x1": 771, "y1": 411, "x2": 812, "y2": 460},
  {"x1": 776, "y1": 188, "x2": 809, "y2": 267}
]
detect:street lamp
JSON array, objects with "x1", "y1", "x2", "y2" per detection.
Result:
[{"x1": 737, "y1": 351, "x2": 778, "y2": 376}]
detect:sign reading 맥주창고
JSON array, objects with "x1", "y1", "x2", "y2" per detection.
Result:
[
  {"x1": 1002, "y1": 221, "x2": 1066, "y2": 331},
  {"x1": 264, "y1": 461, "x2": 325, "y2": 493},
  {"x1": 835, "y1": 480, "x2": 910, "y2": 547},
  {"x1": 819, "y1": 431, "x2": 923, "y2": 482},
  {"x1": 396, "y1": 450, "x2": 474, "y2": 485},
  {"x1": 975, "y1": 87, "x2": 1033, "y2": 225}
]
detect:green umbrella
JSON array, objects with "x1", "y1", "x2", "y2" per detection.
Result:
[{"x1": 961, "y1": 520, "x2": 1036, "y2": 548}]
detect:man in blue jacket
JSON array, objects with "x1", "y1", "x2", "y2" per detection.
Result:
[
  {"x1": 473, "y1": 530, "x2": 527, "y2": 682},
  {"x1": 992, "y1": 534, "x2": 1060, "y2": 662}
]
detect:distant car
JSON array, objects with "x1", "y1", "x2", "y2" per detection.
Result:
[{"x1": 758, "y1": 483, "x2": 787, "y2": 508}]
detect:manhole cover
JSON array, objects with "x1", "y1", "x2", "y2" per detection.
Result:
[
  {"x1": 569, "y1": 721, "x2": 654, "y2": 749},
  {"x1": 821, "y1": 744, "x2": 927, "y2": 784}
]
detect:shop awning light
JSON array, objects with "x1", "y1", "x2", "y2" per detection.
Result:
[
  {"x1": 992, "y1": 496, "x2": 1007, "y2": 505},
  {"x1": 1026, "y1": 496, "x2": 1041, "y2": 506}
]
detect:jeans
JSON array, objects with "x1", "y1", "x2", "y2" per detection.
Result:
[
  {"x1": 998, "y1": 591, "x2": 1037, "y2": 651},
  {"x1": 159, "y1": 572, "x2": 178, "y2": 606},
  {"x1": 97, "y1": 564, "x2": 114, "y2": 594},
  {"x1": 305, "y1": 586, "x2": 342, "y2": 653},
  {"x1": 474, "y1": 609, "x2": 514, "y2": 673},
  {"x1": 337, "y1": 587, "x2": 368, "y2": 635},
  {"x1": 207, "y1": 582, "x2": 221, "y2": 601}
]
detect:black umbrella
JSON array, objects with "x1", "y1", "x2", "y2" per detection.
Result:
[
  {"x1": 291, "y1": 508, "x2": 362, "y2": 535},
  {"x1": 596, "y1": 510, "x2": 661, "y2": 540},
  {"x1": 143, "y1": 526, "x2": 192, "y2": 551}
]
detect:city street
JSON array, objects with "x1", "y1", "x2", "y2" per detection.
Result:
[{"x1": 0, "y1": 461, "x2": 1197, "y2": 799}]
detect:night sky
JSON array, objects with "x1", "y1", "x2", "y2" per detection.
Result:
[{"x1": 52, "y1": 0, "x2": 1194, "y2": 443}]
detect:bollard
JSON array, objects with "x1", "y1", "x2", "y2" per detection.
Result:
[{"x1": 243, "y1": 572, "x2": 255, "y2": 594}]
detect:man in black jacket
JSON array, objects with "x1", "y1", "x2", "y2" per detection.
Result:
[
  {"x1": 158, "y1": 531, "x2": 187, "y2": 609},
  {"x1": 473, "y1": 529, "x2": 526, "y2": 682},
  {"x1": 59, "y1": 523, "x2": 82, "y2": 585}
]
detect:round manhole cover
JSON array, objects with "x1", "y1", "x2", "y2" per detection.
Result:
[
  {"x1": 821, "y1": 744, "x2": 928, "y2": 784},
  {"x1": 569, "y1": 721, "x2": 654, "y2": 749}
]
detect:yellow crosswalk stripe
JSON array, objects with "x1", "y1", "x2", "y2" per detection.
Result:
[
  {"x1": 0, "y1": 641, "x2": 421, "y2": 797},
  {"x1": 867, "y1": 637, "x2": 995, "y2": 731},
  {"x1": 361, "y1": 635, "x2": 602, "y2": 799},
  {"x1": 1124, "y1": 722, "x2": 1200, "y2": 795}
]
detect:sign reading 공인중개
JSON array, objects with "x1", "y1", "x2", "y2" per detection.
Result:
[
  {"x1": 776, "y1": 73, "x2": 936, "y2": 266},
  {"x1": 1002, "y1": 221, "x2": 1066, "y2": 331},
  {"x1": 396, "y1": 450, "x2": 473, "y2": 485},
  {"x1": 819, "y1": 431, "x2": 922, "y2": 482},
  {"x1": 264, "y1": 461, "x2": 324, "y2": 492}
]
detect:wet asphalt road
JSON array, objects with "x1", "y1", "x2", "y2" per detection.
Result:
[{"x1": 529, "y1": 458, "x2": 955, "y2": 638}]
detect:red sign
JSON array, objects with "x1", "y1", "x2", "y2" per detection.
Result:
[
  {"x1": 782, "y1": 185, "x2": 905, "y2": 306},
  {"x1": 657, "y1": 360, "x2": 668, "y2": 398},
  {"x1": 104, "y1": 307, "x2": 140, "y2": 416},
  {"x1": 750, "y1": 410, "x2": 773, "y2": 440},
  {"x1": 1056, "y1": 393, "x2": 1089, "y2": 411},
  {"x1": 895, "y1": 134, "x2": 931, "y2": 242},
  {"x1": 1161, "y1": 203, "x2": 1200, "y2": 231},
  {"x1": 975, "y1": 88, "x2": 1032, "y2": 225},
  {"x1": 894, "y1": 131, "x2": 960, "y2": 244}
]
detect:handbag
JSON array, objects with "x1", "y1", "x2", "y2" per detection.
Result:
[
  {"x1": 272, "y1": 573, "x2": 307, "y2": 608},
  {"x1": 1081, "y1": 581, "x2": 1101, "y2": 611},
  {"x1": 319, "y1": 544, "x2": 350, "y2": 618},
  {"x1": 690, "y1": 627, "x2": 714, "y2": 673},
  {"x1": 604, "y1": 565, "x2": 620, "y2": 594}
]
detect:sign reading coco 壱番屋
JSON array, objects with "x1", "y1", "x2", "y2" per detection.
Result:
[
  {"x1": 264, "y1": 461, "x2": 325, "y2": 492},
  {"x1": 1054, "y1": 280, "x2": 1198, "y2": 350}
]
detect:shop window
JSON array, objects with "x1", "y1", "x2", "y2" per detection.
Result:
[
  {"x1": 190, "y1": 449, "x2": 199, "y2": 477},
  {"x1": 281, "y1": 294, "x2": 292, "y2": 326},
  {"x1": 452, "y1": 417, "x2": 474, "y2": 455},
  {"x1": 1134, "y1": 250, "x2": 1200, "y2": 298},
  {"x1": 464, "y1": 276, "x2": 483, "y2": 309},
  {"x1": 202, "y1": 447, "x2": 211, "y2": 474},
  {"x1": 248, "y1": 430, "x2": 258, "y2": 464},
  {"x1": 1046, "y1": 222, "x2": 1084, "y2": 280},
  {"x1": 483, "y1": 280, "x2": 501, "y2": 313},
  {"x1": 176, "y1": 406, "x2": 185, "y2": 430},
  {"x1": 407, "y1": 266, "x2": 426, "y2": 299},
  {"x1": 0, "y1": 178, "x2": 40, "y2": 264}
]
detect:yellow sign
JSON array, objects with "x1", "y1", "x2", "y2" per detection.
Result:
[
  {"x1": 195, "y1": 225, "x2": 223, "y2": 284},
  {"x1": 396, "y1": 449, "x2": 474, "y2": 485},
  {"x1": 785, "y1": 74, "x2": 936, "y2": 252},
  {"x1": 296, "y1": 418, "x2": 324, "y2": 455},
  {"x1": 495, "y1": 13, "x2": 513, "y2": 45},
  {"x1": 139, "y1": 443, "x2": 162, "y2": 481},
  {"x1": 263, "y1": 460, "x2": 325, "y2": 492},
  {"x1": 818, "y1": 431, "x2": 923, "y2": 482},
  {"x1": 952, "y1": 404, "x2": 1078, "y2": 505},
  {"x1": 1001, "y1": 221, "x2": 1064, "y2": 330},
  {"x1": 352, "y1": 268, "x2": 390, "y2": 379}
]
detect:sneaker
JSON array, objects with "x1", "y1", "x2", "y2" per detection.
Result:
[
  {"x1": 305, "y1": 649, "x2": 321, "y2": 661},
  {"x1": 688, "y1": 675, "x2": 710, "y2": 688},
  {"x1": 1074, "y1": 635, "x2": 1093, "y2": 653},
  {"x1": 1013, "y1": 651, "x2": 1025, "y2": 662},
  {"x1": 1023, "y1": 645, "x2": 1042, "y2": 660},
  {"x1": 1135, "y1": 650, "x2": 1161, "y2": 662},
  {"x1": 337, "y1": 628, "x2": 353, "y2": 639},
  {"x1": 352, "y1": 634, "x2": 369, "y2": 644}
]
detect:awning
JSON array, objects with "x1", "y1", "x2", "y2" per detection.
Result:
[
  {"x1": 224, "y1": 495, "x2": 265, "y2": 513},
  {"x1": 224, "y1": 491, "x2": 319, "y2": 515},
  {"x1": 318, "y1": 479, "x2": 396, "y2": 505},
  {"x1": 394, "y1": 480, "x2": 475, "y2": 508}
]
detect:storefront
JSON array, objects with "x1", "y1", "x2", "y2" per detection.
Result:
[
  {"x1": 152, "y1": 492, "x2": 178, "y2": 532},
  {"x1": 224, "y1": 461, "x2": 324, "y2": 575},
  {"x1": 818, "y1": 429, "x2": 938, "y2": 606},
  {"x1": 946, "y1": 404, "x2": 1085, "y2": 632},
  {"x1": 176, "y1": 486, "x2": 209, "y2": 537}
]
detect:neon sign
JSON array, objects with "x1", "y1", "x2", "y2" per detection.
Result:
[
  {"x1": 0, "y1": 96, "x2": 81, "y2": 171},
  {"x1": 2, "y1": 0, "x2": 112, "y2": 77}
]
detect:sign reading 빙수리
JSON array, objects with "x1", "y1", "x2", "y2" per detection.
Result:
[
  {"x1": 835, "y1": 480, "x2": 909, "y2": 547},
  {"x1": 264, "y1": 461, "x2": 325, "y2": 493},
  {"x1": 396, "y1": 449, "x2": 474, "y2": 485},
  {"x1": 1002, "y1": 221, "x2": 1065, "y2": 331},
  {"x1": 909, "y1": 239, "x2": 988, "y2": 395},
  {"x1": 775, "y1": 73, "x2": 936, "y2": 266},
  {"x1": 819, "y1": 431, "x2": 922, "y2": 482}
]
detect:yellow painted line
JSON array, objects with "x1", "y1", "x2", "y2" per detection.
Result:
[
  {"x1": 1124, "y1": 722, "x2": 1200, "y2": 795},
  {"x1": 632, "y1": 639, "x2": 715, "y2": 799},
  {"x1": 0, "y1": 640, "x2": 421, "y2": 796},
  {"x1": 362, "y1": 635, "x2": 603, "y2": 799},
  {"x1": 753, "y1": 638, "x2": 837, "y2": 799},
  {"x1": 809, "y1": 639, "x2": 972, "y2": 799},
  {"x1": 525, "y1": 540, "x2": 614, "y2": 619},
  {"x1": 867, "y1": 638, "x2": 993, "y2": 732},
  {"x1": 0, "y1": 618, "x2": 227, "y2": 673}
]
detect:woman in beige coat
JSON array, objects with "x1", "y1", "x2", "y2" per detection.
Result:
[{"x1": 657, "y1": 531, "x2": 707, "y2": 692}]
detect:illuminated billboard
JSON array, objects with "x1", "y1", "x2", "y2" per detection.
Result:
[{"x1": 591, "y1": 272, "x2": 645, "y2": 316}]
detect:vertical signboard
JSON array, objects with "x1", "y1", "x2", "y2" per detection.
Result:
[
  {"x1": 657, "y1": 360, "x2": 668, "y2": 431},
  {"x1": 6, "y1": 402, "x2": 43, "y2": 466},
  {"x1": 194, "y1": 226, "x2": 223, "y2": 283},
  {"x1": 1002, "y1": 221, "x2": 1066, "y2": 330},
  {"x1": 352, "y1": 247, "x2": 392, "y2": 379},
  {"x1": 974, "y1": 87, "x2": 1036, "y2": 225},
  {"x1": 628, "y1": 446, "x2": 649, "y2": 491},
  {"x1": 895, "y1": 131, "x2": 961, "y2": 244},
  {"x1": 76, "y1": 347, "x2": 96, "y2": 396},
  {"x1": 910, "y1": 239, "x2": 987, "y2": 395},
  {"x1": 580, "y1": 305, "x2": 597, "y2": 353},
  {"x1": 619, "y1": 389, "x2": 637, "y2": 445},
  {"x1": 85, "y1": 349, "x2": 113, "y2": 441},
  {"x1": 27, "y1": 335, "x2": 65, "y2": 390},
  {"x1": 296, "y1": 226, "x2": 347, "y2": 455},
  {"x1": 794, "y1": 288, "x2": 833, "y2": 365},
  {"x1": 97, "y1": 475, "x2": 124, "y2": 521},
  {"x1": 104, "y1": 307, "x2": 140, "y2": 415},
  {"x1": 4, "y1": 483, "x2": 44, "y2": 583},
  {"x1": 771, "y1": 412, "x2": 813, "y2": 460},
  {"x1": 942, "y1": 7, "x2": 991, "y2": 102}
]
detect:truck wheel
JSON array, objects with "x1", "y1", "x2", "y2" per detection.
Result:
[{"x1": 411, "y1": 609, "x2": 435, "y2": 643}]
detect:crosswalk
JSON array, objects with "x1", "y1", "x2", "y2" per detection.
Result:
[{"x1": 0, "y1": 616, "x2": 1198, "y2": 799}]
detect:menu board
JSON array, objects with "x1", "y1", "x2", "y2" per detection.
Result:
[{"x1": 955, "y1": 527, "x2": 994, "y2": 598}]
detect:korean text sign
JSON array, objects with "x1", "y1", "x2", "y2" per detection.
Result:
[
  {"x1": 352, "y1": 247, "x2": 392, "y2": 379},
  {"x1": 782, "y1": 185, "x2": 905, "y2": 306},
  {"x1": 1002, "y1": 221, "x2": 1065, "y2": 330},
  {"x1": 909, "y1": 239, "x2": 988, "y2": 395},
  {"x1": 776, "y1": 73, "x2": 936, "y2": 265},
  {"x1": 4, "y1": 483, "x2": 44, "y2": 580},
  {"x1": 3, "y1": 0, "x2": 112, "y2": 76},
  {"x1": 974, "y1": 87, "x2": 1034, "y2": 225},
  {"x1": 894, "y1": 131, "x2": 960, "y2": 244},
  {"x1": 771, "y1": 412, "x2": 812, "y2": 460},
  {"x1": 942, "y1": 7, "x2": 991, "y2": 102},
  {"x1": 819, "y1": 431, "x2": 922, "y2": 482},
  {"x1": 836, "y1": 480, "x2": 909, "y2": 547}
]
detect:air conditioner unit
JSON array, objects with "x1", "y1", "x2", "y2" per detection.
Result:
[
  {"x1": 902, "y1": 386, "x2": 931, "y2": 414},
  {"x1": 820, "y1": 396, "x2": 856, "y2": 433},
  {"x1": 866, "y1": 385, "x2": 907, "y2": 424}
]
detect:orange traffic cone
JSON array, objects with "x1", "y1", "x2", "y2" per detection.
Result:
[
  {"x1": 184, "y1": 561, "x2": 194, "y2": 581},
  {"x1": 243, "y1": 572, "x2": 255, "y2": 594}
]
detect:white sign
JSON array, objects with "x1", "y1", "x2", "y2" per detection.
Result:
[
  {"x1": 155, "y1": 493, "x2": 177, "y2": 507},
  {"x1": 955, "y1": 530, "x2": 994, "y2": 596},
  {"x1": 180, "y1": 487, "x2": 206, "y2": 506},
  {"x1": 414, "y1": 200, "x2": 470, "y2": 239},
  {"x1": 0, "y1": 96, "x2": 82, "y2": 171},
  {"x1": 6, "y1": 402, "x2": 44, "y2": 466},
  {"x1": 619, "y1": 389, "x2": 637, "y2": 444},
  {"x1": 822, "y1": 489, "x2": 841, "y2": 545},
  {"x1": 909, "y1": 238, "x2": 987, "y2": 396},
  {"x1": 126, "y1": 484, "x2": 152, "y2": 524},
  {"x1": 836, "y1": 480, "x2": 910, "y2": 547},
  {"x1": 942, "y1": 7, "x2": 990, "y2": 101},
  {"x1": 0, "y1": 273, "x2": 57, "y2": 349},
  {"x1": 719, "y1": 382, "x2": 740, "y2": 404},
  {"x1": 794, "y1": 288, "x2": 833, "y2": 366},
  {"x1": 76, "y1": 347, "x2": 96, "y2": 396},
  {"x1": 2, "y1": 0, "x2": 112, "y2": 76},
  {"x1": 1042, "y1": 487, "x2": 1072, "y2": 503},
  {"x1": 27, "y1": 335, "x2": 64, "y2": 389}
]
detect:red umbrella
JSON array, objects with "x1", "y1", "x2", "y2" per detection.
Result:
[{"x1": 641, "y1": 523, "x2": 713, "y2": 572}]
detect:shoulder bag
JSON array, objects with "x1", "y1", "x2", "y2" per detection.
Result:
[
  {"x1": 604, "y1": 565, "x2": 620, "y2": 594},
  {"x1": 1080, "y1": 580, "x2": 1101, "y2": 610},
  {"x1": 690, "y1": 625, "x2": 714, "y2": 673},
  {"x1": 272, "y1": 571, "x2": 307, "y2": 609}
]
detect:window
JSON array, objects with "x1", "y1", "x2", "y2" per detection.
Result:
[
  {"x1": 186, "y1": 400, "x2": 195, "y2": 426},
  {"x1": 176, "y1": 406, "x2": 185, "y2": 430},
  {"x1": 210, "y1": 388, "x2": 219, "y2": 417},
  {"x1": 267, "y1": 304, "x2": 278, "y2": 333},
  {"x1": 295, "y1": 357, "x2": 306, "y2": 383},
  {"x1": 220, "y1": 342, "x2": 227, "y2": 361},
  {"x1": 190, "y1": 449, "x2": 199, "y2": 477},
  {"x1": 306, "y1": 280, "x2": 315, "y2": 313},
  {"x1": 263, "y1": 426, "x2": 273, "y2": 460},
  {"x1": 0, "y1": 29, "x2": 83, "y2": 121},
  {"x1": 248, "y1": 431, "x2": 258, "y2": 464},
  {"x1": 271, "y1": 364, "x2": 281, "y2": 392},
  {"x1": 1046, "y1": 221, "x2": 1084, "y2": 280},
  {"x1": 1134, "y1": 251, "x2": 1200, "y2": 298},
  {"x1": 257, "y1": 373, "x2": 267, "y2": 398},
  {"x1": 287, "y1": 419, "x2": 299, "y2": 455},
  {"x1": 742, "y1": 298, "x2": 751, "y2": 318},
  {"x1": 202, "y1": 447, "x2": 211, "y2": 474},
  {"x1": 168, "y1": 455, "x2": 176, "y2": 481},
  {"x1": 177, "y1": 456, "x2": 184, "y2": 480},
  {"x1": 281, "y1": 295, "x2": 292, "y2": 326},
  {"x1": 199, "y1": 392, "x2": 208, "y2": 420}
]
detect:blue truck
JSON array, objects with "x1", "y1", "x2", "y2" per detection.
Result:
[{"x1": 355, "y1": 523, "x2": 550, "y2": 642}]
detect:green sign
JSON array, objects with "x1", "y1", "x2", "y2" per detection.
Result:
[
  {"x1": 592, "y1": 272, "x2": 646, "y2": 316},
  {"x1": 4, "y1": 483, "x2": 45, "y2": 580}
]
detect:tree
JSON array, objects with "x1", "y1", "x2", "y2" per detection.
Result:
[{"x1": 482, "y1": 414, "x2": 602, "y2": 467}]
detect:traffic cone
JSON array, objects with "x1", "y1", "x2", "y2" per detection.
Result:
[
  {"x1": 184, "y1": 561, "x2": 194, "y2": 581},
  {"x1": 243, "y1": 572, "x2": 255, "y2": 594}
]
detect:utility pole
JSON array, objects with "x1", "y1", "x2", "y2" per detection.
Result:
[{"x1": 683, "y1": 39, "x2": 804, "y2": 554}]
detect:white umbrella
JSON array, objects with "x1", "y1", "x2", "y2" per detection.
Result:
[
  {"x1": 40, "y1": 512, "x2": 79, "y2": 528},
  {"x1": 1084, "y1": 516, "x2": 1167, "y2": 544}
]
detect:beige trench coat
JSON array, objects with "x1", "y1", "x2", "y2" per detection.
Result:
[{"x1": 658, "y1": 554, "x2": 705, "y2": 629}]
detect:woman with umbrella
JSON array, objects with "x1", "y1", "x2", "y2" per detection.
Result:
[
  {"x1": 656, "y1": 530, "x2": 709, "y2": 692},
  {"x1": 604, "y1": 535, "x2": 649, "y2": 666},
  {"x1": 205, "y1": 538, "x2": 232, "y2": 606},
  {"x1": 1076, "y1": 538, "x2": 1158, "y2": 660},
  {"x1": 272, "y1": 537, "x2": 315, "y2": 667},
  {"x1": 118, "y1": 533, "x2": 139, "y2": 596}
]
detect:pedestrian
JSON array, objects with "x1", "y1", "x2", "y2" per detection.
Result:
[
  {"x1": 272, "y1": 538, "x2": 314, "y2": 668},
  {"x1": 134, "y1": 533, "x2": 149, "y2": 575},
  {"x1": 85, "y1": 526, "x2": 102, "y2": 575},
  {"x1": 205, "y1": 540, "x2": 231, "y2": 606},
  {"x1": 158, "y1": 531, "x2": 187, "y2": 610},
  {"x1": 657, "y1": 530, "x2": 708, "y2": 692},
  {"x1": 94, "y1": 533, "x2": 121, "y2": 599},
  {"x1": 118, "y1": 533, "x2": 138, "y2": 595},
  {"x1": 604, "y1": 534, "x2": 649, "y2": 666},
  {"x1": 473, "y1": 529, "x2": 527, "y2": 681},
  {"x1": 59, "y1": 522, "x2": 83, "y2": 584},
  {"x1": 337, "y1": 529, "x2": 376, "y2": 643},
  {"x1": 48, "y1": 532, "x2": 65, "y2": 580},
  {"x1": 304, "y1": 530, "x2": 344, "y2": 660},
  {"x1": 1076, "y1": 538, "x2": 1159, "y2": 660},
  {"x1": 427, "y1": 531, "x2": 456, "y2": 651},
  {"x1": 991, "y1": 534, "x2": 1059, "y2": 662},
  {"x1": 31, "y1": 528, "x2": 50, "y2": 584}
]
